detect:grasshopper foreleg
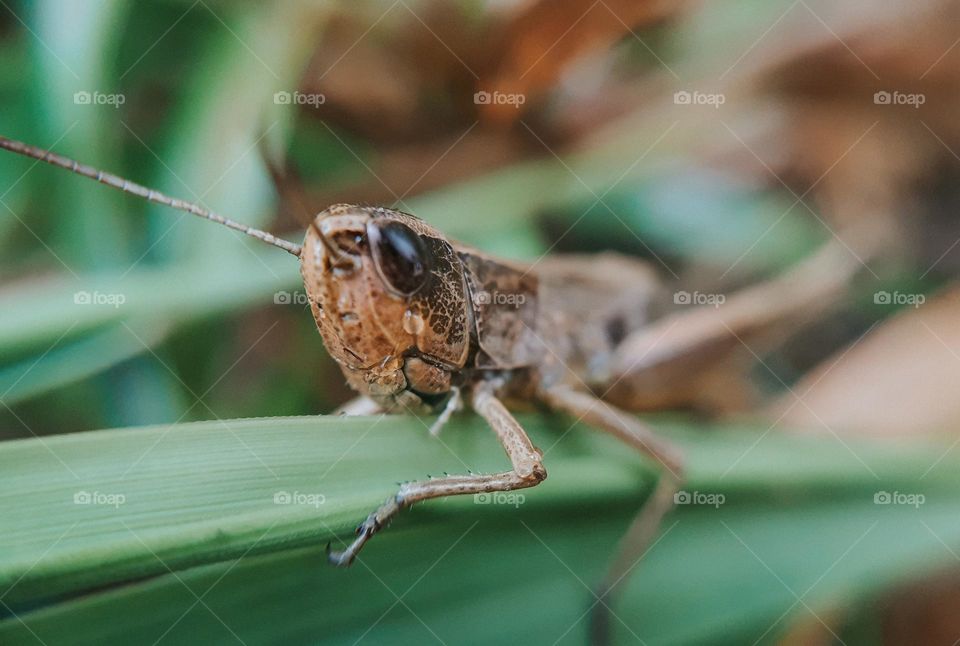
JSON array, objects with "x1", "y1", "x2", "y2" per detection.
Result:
[
  {"x1": 327, "y1": 383, "x2": 546, "y2": 566},
  {"x1": 428, "y1": 386, "x2": 462, "y2": 437},
  {"x1": 538, "y1": 384, "x2": 684, "y2": 645},
  {"x1": 333, "y1": 396, "x2": 384, "y2": 416}
]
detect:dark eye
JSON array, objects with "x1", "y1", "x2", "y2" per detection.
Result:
[{"x1": 367, "y1": 220, "x2": 431, "y2": 296}]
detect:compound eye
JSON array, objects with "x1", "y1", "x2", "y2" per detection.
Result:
[{"x1": 367, "y1": 220, "x2": 432, "y2": 296}]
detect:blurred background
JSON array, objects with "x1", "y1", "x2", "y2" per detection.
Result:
[{"x1": 3, "y1": 0, "x2": 960, "y2": 643}]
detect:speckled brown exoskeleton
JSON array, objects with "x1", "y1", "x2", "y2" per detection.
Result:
[{"x1": 0, "y1": 135, "x2": 869, "y2": 639}]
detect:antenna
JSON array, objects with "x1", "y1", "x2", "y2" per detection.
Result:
[
  {"x1": 0, "y1": 135, "x2": 303, "y2": 257},
  {"x1": 257, "y1": 136, "x2": 348, "y2": 263}
]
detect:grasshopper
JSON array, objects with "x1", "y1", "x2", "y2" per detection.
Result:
[{"x1": 0, "y1": 134, "x2": 866, "y2": 631}]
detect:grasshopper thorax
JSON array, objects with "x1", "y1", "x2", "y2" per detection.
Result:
[{"x1": 300, "y1": 205, "x2": 471, "y2": 410}]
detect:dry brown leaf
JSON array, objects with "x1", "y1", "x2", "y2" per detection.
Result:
[
  {"x1": 768, "y1": 286, "x2": 960, "y2": 438},
  {"x1": 480, "y1": 0, "x2": 682, "y2": 124},
  {"x1": 745, "y1": 0, "x2": 960, "y2": 270}
]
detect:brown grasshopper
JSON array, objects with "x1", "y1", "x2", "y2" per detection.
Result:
[{"x1": 0, "y1": 134, "x2": 866, "y2": 616}]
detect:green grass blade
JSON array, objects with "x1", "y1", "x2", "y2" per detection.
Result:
[{"x1": 2, "y1": 416, "x2": 959, "y2": 644}]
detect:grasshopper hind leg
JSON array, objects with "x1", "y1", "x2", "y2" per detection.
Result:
[
  {"x1": 538, "y1": 384, "x2": 684, "y2": 645},
  {"x1": 327, "y1": 383, "x2": 546, "y2": 567}
]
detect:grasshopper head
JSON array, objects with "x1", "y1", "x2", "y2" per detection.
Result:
[{"x1": 300, "y1": 205, "x2": 470, "y2": 410}]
